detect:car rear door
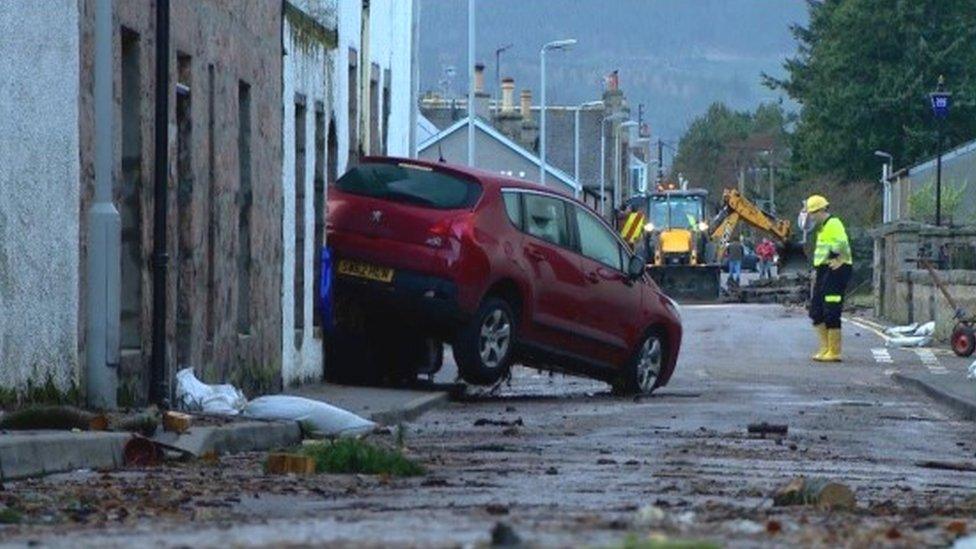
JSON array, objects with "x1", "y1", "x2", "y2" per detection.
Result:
[
  {"x1": 572, "y1": 205, "x2": 642, "y2": 365},
  {"x1": 518, "y1": 192, "x2": 591, "y2": 355}
]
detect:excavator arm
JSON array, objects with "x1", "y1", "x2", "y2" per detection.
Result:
[{"x1": 708, "y1": 189, "x2": 806, "y2": 271}]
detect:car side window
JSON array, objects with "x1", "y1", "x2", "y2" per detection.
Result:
[
  {"x1": 523, "y1": 194, "x2": 570, "y2": 247},
  {"x1": 501, "y1": 191, "x2": 522, "y2": 229},
  {"x1": 575, "y1": 207, "x2": 624, "y2": 271}
]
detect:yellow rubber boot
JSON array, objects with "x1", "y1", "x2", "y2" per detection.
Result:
[
  {"x1": 812, "y1": 324, "x2": 829, "y2": 361},
  {"x1": 822, "y1": 329, "x2": 843, "y2": 362}
]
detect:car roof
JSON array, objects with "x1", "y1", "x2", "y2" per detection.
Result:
[{"x1": 360, "y1": 155, "x2": 589, "y2": 205}]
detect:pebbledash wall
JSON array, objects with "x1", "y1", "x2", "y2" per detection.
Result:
[
  {"x1": 281, "y1": 1, "x2": 335, "y2": 386},
  {"x1": 0, "y1": 0, "x2": 81, "y2": 393}
]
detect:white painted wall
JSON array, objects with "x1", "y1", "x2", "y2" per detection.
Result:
[
  {"x1": 281, "y1": 10, "x2": 331, "y2": 386},
  {"x1": 332, "y1": 0, "x2": 414, "y2": 175},
  {"x1": 0, "y1": 0, "x2": 81, "y2": 392}
]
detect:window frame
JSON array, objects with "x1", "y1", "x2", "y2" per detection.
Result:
[{"x1": 574, "y1": 205, "x2": 626, "y2": 272}]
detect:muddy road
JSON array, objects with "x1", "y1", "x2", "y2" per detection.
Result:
[{"x1": 3, "y1": 304, "x2": 976, "y2": 547}]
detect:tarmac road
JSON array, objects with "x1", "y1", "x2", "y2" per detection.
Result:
[{"x1": 3, "y1": 304, "x2": 976, "y2": 548}]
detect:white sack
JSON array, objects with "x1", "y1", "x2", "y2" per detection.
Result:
[
  {"x1": 886, "y1": 335, "x2": 932, "y2": 348},
  {"x1": 884, "y1": 323, "x2": 918, "y2": 336},
  {"x1": 175, "y1": 368, "x2": 247, "y2": 415},
  {"x1": 242, "y1": 395, "x2": 376, "y2": 437},
  {"x1": 913, "y1": 321, "x2": 936, "y2": 337}
]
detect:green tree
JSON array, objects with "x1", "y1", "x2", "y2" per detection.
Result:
[
  {"x1": 670, "y1": 102, "x2": 792, "y2": 203},
  {"x1": 766, "y1": 0, "x2": 976, "y2": 181}
]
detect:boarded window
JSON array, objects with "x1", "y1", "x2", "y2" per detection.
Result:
[
  {"x1": 205, "y1": 63, "x2": 216, "y2": 346},
  {"x1": 313, "y1": 105, "x2": 325, "y2": 329},
  {"x1": 294, "y1": 96, "x2": 307, "y2": 346},
  {"x1": 237, "y1": 81, "x2": 252, "y2": 335},
  {"x1": 119, "y1": 27, "x2": 143, "y2": 351},
  {"x1": 176, "y1": 52, "x2": 193, "y2": 366}
]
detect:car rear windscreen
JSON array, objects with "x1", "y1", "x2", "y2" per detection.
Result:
[{"x1": 337, "y1": 163, "x2": 482, "y2": 209}]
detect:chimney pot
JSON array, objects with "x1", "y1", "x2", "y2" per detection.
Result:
[
  {"x1": 501, "y1": 78, "x2": 515, "y2": 113},
  {"x1": 520, "y1": 89, "x2": 532, "y2": 121},
  {"x1": 474, "y1": 62, "x2": 486, "y2": 94}
]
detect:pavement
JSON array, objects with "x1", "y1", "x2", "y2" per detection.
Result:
[
  {"x1": 0, "y1": 380, "x2": 450, "y2": 481},
  {"x1": 4, "y1": 303, "x2": 976, "y2": 547},
  {"x1": 848, "y1": 314, "x2": 976, "y2": 420}
]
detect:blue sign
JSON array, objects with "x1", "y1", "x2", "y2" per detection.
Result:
[{"x1": 930, "y1": 91, "x2": 952, "y2": 118}]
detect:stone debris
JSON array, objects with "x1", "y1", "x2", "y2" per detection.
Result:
[{"x1": 773, "y1": 476, "x2": 855, "y2": 510}]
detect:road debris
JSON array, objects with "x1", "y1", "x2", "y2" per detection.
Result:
[
  {"x1": 773, "y1": 476, "x2": 856, "y2": 509},
  {"x1": 266, "y1": 453, "x2": 316, "y2": 475},
  {"x1": 915, "y1": 460, "x2": 976, "y2": 473},
  {"x1": 123, "y1": 436, "x2": 163, "y2": 467},
  {"x1": 885, "y1": 321, "x2": 935, "y2": 348},
  {"x1": 747, "y1": 422, "x2": 788, "y2": 438},
  {"x1": 490, "y1": 522, "x2": 523, "y2": 547},
  {"x1": 474, "y1": 417, "x2": 524, "y2": 427},
  {"x1": 175, "y1": 368, "x2": 247, "y2": 414},
  {"x1": 162, "y1": 411, "x2": 192, "y2": 434}
]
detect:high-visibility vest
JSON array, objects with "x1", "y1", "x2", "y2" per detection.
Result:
[
  {"x1": 813, "y1": 216, "x2": 852, "y2": 267},
  {"x1": 619, "y1": 211, "x2": 646, "y2": 245}
]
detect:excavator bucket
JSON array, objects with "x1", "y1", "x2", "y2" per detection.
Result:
[{"x1": 648, "y1": 264, "x2": 722, "y2": 302}]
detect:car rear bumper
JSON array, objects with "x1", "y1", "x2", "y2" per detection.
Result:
[{"x1": 334, "y1": 266, "x2": 467, "y2": 337}]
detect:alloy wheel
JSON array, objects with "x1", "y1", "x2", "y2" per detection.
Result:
[
  {"x1": 636, "y1": 336, "x2": 663, "y2": 393},
  {"x1": 479, "y1": 309, "x2": 511, "y2": 369}
]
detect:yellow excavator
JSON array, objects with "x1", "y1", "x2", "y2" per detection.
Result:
[{"x1": 633, "y1": 187, "x2": 800, "y2": 301}]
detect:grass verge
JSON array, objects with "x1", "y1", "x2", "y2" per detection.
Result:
[{"x1": 297, "y1": 438, "x2": 425, "y2": 477}]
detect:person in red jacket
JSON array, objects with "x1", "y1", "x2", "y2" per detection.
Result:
[{"x1": 756, "y1": 238, "x2": 776, "y2": 280}]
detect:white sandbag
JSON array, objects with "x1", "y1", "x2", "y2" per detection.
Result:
[
  {"x1": 242, "y1": 395, "x2": 375, "y2": 437},
  {"x1": 175, "y1": 368, "x2": 247, "y2": 415},
  {"x1": 884, "y1": 323, "x2": 918, "y2": 336},
  {"x1": 886, "y1": 335, "x2": 932, "y2": 348},
  {"x1": 913, "y1": 321, "x2": 936, "y2": 337},
  {"x1": 967, "y1": 360, "x2": 976, "y2": 380}
]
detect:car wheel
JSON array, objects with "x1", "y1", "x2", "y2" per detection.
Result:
[
  {"x1": 619, "y1": 332, "x2": 664, "y2": 395},
  {"x1": 454, "y1": 298, "x2": 516, "y2": 385}
]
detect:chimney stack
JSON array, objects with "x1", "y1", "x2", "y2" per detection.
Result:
[
  {"x1": 520, "y1": 90, "x2": 532, "y2": 122},
  {"x1": 500, "y1": 78, "x2": 515, "y2": 114},
  {"x1": 474, "y1": 63, "x2": 485, "y2": 94}
]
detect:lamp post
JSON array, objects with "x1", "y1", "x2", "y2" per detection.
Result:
[
  {"x1": 874, "y1": 150, "x2": 893, "y2": 223},
  {"x1": 466, "y1": 0, "x2": 475, "y2": 166},
  {"x1": 574, "y1": 100, "x2": 603, "y2": 199},
  {"x1": 539, "y1": 38, "x2": 576, "y2": 185},
  {"x1": 614, "y1": 120, "x2": 638, "y2": 211},
  {"x1": 494, "y1": 43, "x2": 512, "y2": 112},
  {"x1": 929, "y1": 75, "x2": 951, "y2": 226},
  {"x1": 599, "y1": 112, "x2": 626, "y2": 217}
]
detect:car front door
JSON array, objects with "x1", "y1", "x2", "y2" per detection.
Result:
[
  {"x1": 518, "y1": 192, "x2": 591, "y2": 355},
  {"x1": 573, "y1": 206, "x2": 643, "y2": 366}
]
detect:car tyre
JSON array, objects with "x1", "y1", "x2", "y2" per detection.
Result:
[
  {"x1": 454, "y1": 298, "x2": 516, "y2": 386},
  {"x1": 618, "y1": 331, "x2": 664, "y2": 395}
]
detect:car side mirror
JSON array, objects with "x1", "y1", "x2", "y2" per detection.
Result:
[{"x1": 627, "y1": 255, "x2": 646, "y2": 280}]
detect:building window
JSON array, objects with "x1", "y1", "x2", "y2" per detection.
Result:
[
  {"x1": 294, "y1": 95, "x2": 307, "y2": 346},
  {"x1": 206, "y1": 63, "x2": 216, "y2": 347},
  {"x1": 119, "y1": 27, "x2": 143, "y2": 351},
  {"x1": 382, "y1": 68, "x2": 391, "y2": 155},
  {"x1": 237, "y1": 81, "x2": 252, "y2": 336},
  {"x1": 176, "y1": 52, "x2": 193, "y2": 367},
  {"x1": 313, "y1": 104, "x2": 325, "y2": 330},
  {"x1": 348, "y1": 48, "x2": 358, "y2": 167},
  {"x1": 369, "y1": 63, "x2": 380, "y2": 154}
]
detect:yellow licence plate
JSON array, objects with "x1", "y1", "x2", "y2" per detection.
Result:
[{"x1": 337, "y1": 260, "x2": 394, "y2": 283}]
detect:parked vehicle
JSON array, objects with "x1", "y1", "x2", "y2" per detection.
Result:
[{"x1": 325, "y1": 157, "x2": 683, "y2": 394}]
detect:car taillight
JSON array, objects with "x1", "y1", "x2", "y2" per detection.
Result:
[{"x1": 426, "y1": 213, "x2": 474, "y2": 248}]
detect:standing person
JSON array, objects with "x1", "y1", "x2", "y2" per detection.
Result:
[
  {"x1": 725, "y1": 235, "x2": 744, "y2": 287},
  {"x1": 803, "y1": 195, "x2": 852, "y2": 362},
  {"x1": 756, "y1": 238, "x2": 776, "y2": 280}
]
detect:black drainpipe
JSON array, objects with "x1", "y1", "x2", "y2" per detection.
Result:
[{"x1": 150, "y1": 0, "x2": 170, "y2": 406}]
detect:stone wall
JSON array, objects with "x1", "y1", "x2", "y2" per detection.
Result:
[
  {"x1": 0, "y1": 0, "x2": 82, "y2": 393},
  {"x1": 78, "y1": 0, "x2": 284, "y2": 403}
]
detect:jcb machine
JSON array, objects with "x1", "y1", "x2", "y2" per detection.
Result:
[
  {"x1": 633, "y1": 187, "x2": 801, "y2": 302},
  {"x1": 633, "y1": 189, "x2": 721, "y2": 301}
]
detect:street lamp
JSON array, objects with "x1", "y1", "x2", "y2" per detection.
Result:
[
  {"x1": 929, "y1": 75, "x2": 951, "y2": 226},
  {"x1": 539, "y1": 38, "x2": 576, "y2": 185},
  {"x1": 614, "y1": 120, "x2": 638, "y2": 211},
  {"x1": 494, "y1": 43, "x2": 512, "y2": 112},
  {"x1": 599, "y1": 112, "x2": 626, "y2": 216},
  {"x1": 574, "y1": 100, "x2": 603, "y2": 198},
  {"x1": 874, "y1": 150, "x2": 893, "y2": 223}
]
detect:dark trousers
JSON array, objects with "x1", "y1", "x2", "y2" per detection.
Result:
[{"x1": 809, "y1": 263, "x2": 852, "y2": 329}]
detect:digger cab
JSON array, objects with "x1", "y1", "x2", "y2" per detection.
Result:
[{"x1": 640, "y1": 190, "x2": 710, "y2": 266}]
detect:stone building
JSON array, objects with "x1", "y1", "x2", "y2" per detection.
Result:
[{"x1": 0, "y1": 0, "x2": 417, "y2": 403}]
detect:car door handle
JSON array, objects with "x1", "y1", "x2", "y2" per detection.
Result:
[
  {"x1": 526, "y1": 249, "x2": 546, "y2": 261},
  {"x1": 586, "y1": 271, "x2": 600, "y2": 283}
]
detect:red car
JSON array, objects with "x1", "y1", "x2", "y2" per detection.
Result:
[{"x1": 325, "y1": 157, "x2": 682, "y2": 394}]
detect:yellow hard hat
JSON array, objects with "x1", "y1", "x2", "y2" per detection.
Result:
[{"x1": 806, "y1": 194, "x2": 829, "y2": 213}]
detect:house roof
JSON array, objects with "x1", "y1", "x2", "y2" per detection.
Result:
[{"x1": 418, "y1": 117, "x2": 579, "y2": 193}]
